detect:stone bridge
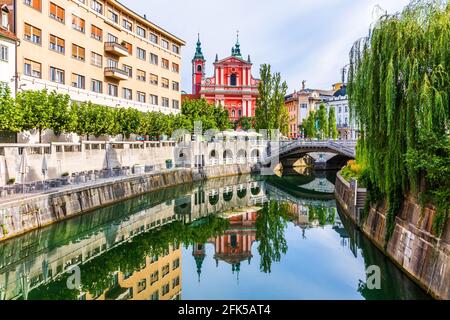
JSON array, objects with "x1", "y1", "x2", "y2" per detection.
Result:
[{"x1": 262, "y1": 140, "x2": 357, "y2": 169}]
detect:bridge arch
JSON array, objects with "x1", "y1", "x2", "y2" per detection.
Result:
[
  {"x1": 223, "y1": 149, "x2": 233, "y2": 164},
  {"x1": 237, "y1": 149, "x2": 247, "y2": 164}
]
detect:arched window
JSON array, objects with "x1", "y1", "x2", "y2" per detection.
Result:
[
  {"x1": 197, "y1": 64, "x2": 202, "y2": 72},
  {"x1": 230, "y1": 73, "x2": 237, "y2": 86},
  {"x1": 232, "y1": 110, "x2": 235, "y2": 118}
]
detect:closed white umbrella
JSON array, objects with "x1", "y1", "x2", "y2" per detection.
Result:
[
  {"x1": 41, "y1": 154, "x2": 48, "y2": 189},
  {"x1": 19, "y1": 148, "x2": 29, "y2": 194}
]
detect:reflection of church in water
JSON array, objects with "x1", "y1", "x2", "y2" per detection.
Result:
[{"x1": 192, "y1": 212, "x2": 257, "y2": 282}]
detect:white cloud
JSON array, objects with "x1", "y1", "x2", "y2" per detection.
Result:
[{"x1": 119, "y1": 0, "x2": 410, "y2": 92}]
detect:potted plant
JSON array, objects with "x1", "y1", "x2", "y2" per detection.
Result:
[
  {"x1": 61, "y1": 172, "x2": 70, "y2": 185},
  {"x1": 165, "y1": 159, "x2": 173, "y2": 169}
]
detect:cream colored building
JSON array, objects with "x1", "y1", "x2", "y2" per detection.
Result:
[{"x1": 9, "y1": 0, "x2": 184, "y2": 114}]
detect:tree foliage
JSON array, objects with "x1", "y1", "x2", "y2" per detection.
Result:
[
  {"x1": 347, "y1": 1, "x2": 450, "y2": 238},
  {"x1": 0, "y1": 89, "x2": 232, "y2": 142},
  {"x1": 328, "y1": 107, "x2": 339, "y2": 139},
  {"x1": 255, "y1": 64, "x2": 289, "y2": 136}
]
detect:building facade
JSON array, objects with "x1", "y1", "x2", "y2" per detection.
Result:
[
  {"x1": 284, "y1": 81, "x2": 334, "y2": 139},
  {"x1": 5, "y1": 0, "x2": 184, "y2": 114},
  {"x1": 191, "y1": 35, "x2": 259, "y2": 123},
  {"x1": 0, "y1": 3, "x2": 17, "y2": 96},
  {"x1": 325, "y1": 85, "x2": 358, "y2": 140}
]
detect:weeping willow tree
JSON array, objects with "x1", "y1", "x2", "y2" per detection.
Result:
[{"x1": 348, "y1": 1, "x2": 450, "y2": 240}]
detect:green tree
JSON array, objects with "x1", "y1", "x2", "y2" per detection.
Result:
[
  {"x1": 181, "y1": 98, "x2": 231, "y2": 131},
  {"x1": 348, "y1": 1, "x2": 450, "y2": 238},
  {"x1": 328, "y1": 107, "x2": 338, "y2": 139},
  {"x1": 115, "y1": 107, "x2": 142, "y2": 139},
  {"x1": 255, "y1": 64, "x2": 289, "y2": 137},
  {"x1": 47, "y1": 91, "x2": 73, "y2": 135},
  {"x1": 316, "y1": 103, "x2": 328, "y2": 139},
  {"x1": 16, "y1": 90, "x2": 53, "y2": 143},
  {"x1": 235, "y1": 116, "x2": 254, "y2": 130},
  {"x1": 304, "y1": 111, "x2": 317, "y2": 139},
  {"x1": 0, "y1": 83, "x2": 23, "y2": 134}
]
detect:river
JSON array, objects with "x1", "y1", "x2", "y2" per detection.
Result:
[{"x1": 0, "y1": 170, "x2": 430, "y2": 300}]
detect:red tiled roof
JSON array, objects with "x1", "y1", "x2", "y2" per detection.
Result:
[{"x1": 0, "y1": 28, "x2": 17, "y2": 41}]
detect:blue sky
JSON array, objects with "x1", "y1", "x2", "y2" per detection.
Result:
[{"x1": 119, "y1": 0, "x2": 410, "y2": 93}]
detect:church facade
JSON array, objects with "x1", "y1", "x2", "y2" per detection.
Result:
[{"x1": 191, "y1": 35, "x2": 260, "y2": 123}]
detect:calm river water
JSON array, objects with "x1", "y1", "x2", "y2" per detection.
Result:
[{"x1": 0, "y1": 170, "x2": 430, "y2": 300}]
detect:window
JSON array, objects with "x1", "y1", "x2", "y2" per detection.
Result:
[
  {"x1": 150, "y1": 94, "x2": 158, "y2": 105},
  {"x1": 123, "y1": 65, "x2": 132, "y2": 77},
  {"x1": 161, "y1": 284, "x2": 169, "y2": 296},
  {"x1": 150, "y1": 291, "x2": 159, "y2": 301},
  {"x1": 338, "y1": 107, "x2": 342, "y2": 113},
  {"x1": 50, "y1": 66, "x2": 64, "y2": 84},
  {"x1": 161, "y1": 97, "x2": 169, "y2": 108},
  {"x1": 107, "y1": 58, "x2": 118, "y2": 68},
  {"x1": 24, "y1": 59, "x2": 41, "y2": 78},
  {"x1": 161, "y1": 78, "x2": 169, "y2": 89},
  {"x1": 2, "y1": 11, "x2": 8, "y2": 29},
  {"x1": 172, "y1": 63, "x2": 179, "y2": 73},
  {"x1": 122, "y1": 19, "x2": 132, "y2": 31},
  {"x1": 150, "y1": 53, "x2": 158, "y2": 65},
  {"x1": 49, "y1": 3, "x2": 65, "y2": 23},
  {"x1": 72, "y1": 15, "x2": 85, "y2": 33},
  {"x1": 0, "y1": 45, "x2": 8, "y2": 62},
  {"x1": 230, "y1": 73, "x2": 237, "y2": 86},
  {"x1": 122, "y1": 87, "x2": 132, "y2": 100},
  {"x1": 172, "y1": 258, "x2": 180, "y2": 270},
  {"x1": 150, "y1": 74, "x2": 158, "y2": 85},
  {"x1": 91, "y1": 52, "x2": 103, "y2": 68},
  {"x1": 172, "y1": 44, "x2": 180, "y2": 54},
  {"x1": 24, "y1": 23, "x2": 41, "y2": 45},
  {"x1": 136, "y1": 25, "x2": 146, "y2": 38},
  {"x1": 172, "y1": 100, "x2": 179, "y2": 109},
  {"x1": 91, "y1": 0, "x2": 103, "y2": 14},
  {"x1": 108, "y1": 10, "x2": 118, "y2": 24},
  {"x1": 91, "y1": 25, "x2": 103, "y2": 41},
  {"x1": 161, "y1": 58, "x2": 169, "y2": 69},
  {"x1": 137, "y1": 279, "x2": 146, "y2": 293},
  {"x1": 161, "y1": 39, "x2": 169, "y2": 50},
  {"x1": 137, "y1": 91, "x2": 146, "y2": 103},
  {"x1": 91, "y1": 79, "x2": 102, "y2": 93},
  {"x1": 172, "y1": 276, "x2": 180, "y2": 289},
  {"x1": 49, "y1": 35, "x2": 65, "y2": 55},
  {"x1": 172, "y1": 81, "x2": 179, "y2": 91},
  {"x1": 24, "y1": 0, "x2": 41, "y2": 11},
  {"x1": 71, "y1": 73, "x2": 85, "y2": 89},
  {"x1": 108, "y1": 83, "x2": 118, "y2": 97},
  {"x1": 150, "y1": 33, "x2": 158, "y2": 44},
  {"x1": 137, "y1": 47, "x2": 146, "y2": 60},
  {"x1": 162, "y1": 264, "x2": 170, "y2": 277},
  {"x1": 301, "y1": 103, "x2": 307, "y2": 109},
  {"x1": 150, "y1": 271, "x2": 159, "y2": 285},
  {"x1": 107, "y1": 33, "x2": 118, "y2": 43},
  {"x1": 72, "y1": 44, "x2": 85, "y2": 61},
  {"x1": 137, "y1": 69, "x2": 146, "y2": 82}
]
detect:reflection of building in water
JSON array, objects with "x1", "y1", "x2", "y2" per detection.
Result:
[
  {"x1": 0, "y1": 200, "x2": 179, "y2": 300},
  {"x1": 193, "y1": 211, "x2": 257, "y2": 282},
  {"x1": 82, "y1": 245, "x2": 182, "y2": 301}
]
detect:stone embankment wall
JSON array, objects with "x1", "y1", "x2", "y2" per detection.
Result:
[
  {"x1": 0, "y1": 141, "x2": 175, "y2": 186},
  {"x1": 335, "y1": 173, "x2": 449, "y2": 300},
  {"x1": 0, "y1": 164, "x2": 253, "y2": 242}
]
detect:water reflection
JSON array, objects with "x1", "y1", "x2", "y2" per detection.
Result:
[{"x1": 0, "y1": 173, "x2": 430, "y2": 300}]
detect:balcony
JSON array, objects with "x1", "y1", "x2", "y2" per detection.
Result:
[
  {"x1": 104, "y1": 67, "x2": 129, "y2": 80},
  {"x1": 104, "y1": 42, "x2": 129, "y2": 57}
]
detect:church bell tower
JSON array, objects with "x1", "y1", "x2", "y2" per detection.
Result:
[{"x1": 192, "y1": 34, "x2": 205, "y2": 95}]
